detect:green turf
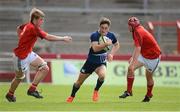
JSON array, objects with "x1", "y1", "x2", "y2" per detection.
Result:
[{"x1": 0, "y1": 84, "x2": 180, "y2": 111}]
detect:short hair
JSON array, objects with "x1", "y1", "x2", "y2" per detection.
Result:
[
  {"x1": 99, "y1": 17, "x2": 111, "y2": 26},
  {"x1": 30, "y1": 8, "x2": 45, "y2": 23}
]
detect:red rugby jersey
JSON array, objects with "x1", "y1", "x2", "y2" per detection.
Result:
[
  {"x1": 14, "y1": 22, "x2": 47, "y2": 59},
  {"x1": 132, "y1": 26, "x2": 161, "y2": 59}
]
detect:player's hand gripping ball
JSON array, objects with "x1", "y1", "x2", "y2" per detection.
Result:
[{"x1": 99, "y1": 36, "x2": 112, "y2": 51}]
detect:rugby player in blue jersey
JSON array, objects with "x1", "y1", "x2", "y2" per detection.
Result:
[{"x1": 66, "y1": 17, "x2": 120, "y2": 103}]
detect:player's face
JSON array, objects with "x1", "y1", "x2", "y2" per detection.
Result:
[
  {"x1": 128, "y1": 25, "x2": 133, "y2": 32},
  {"x1": 99, "y1": 24, "x2": 109, "y2": 36},
  {"x1": 37, "y1": 17, "x2": 44, "y2": 26}
]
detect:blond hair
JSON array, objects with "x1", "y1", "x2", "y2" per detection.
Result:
[
  {"x1": 99, "y1": 17, "x2": 111, "y2": 26},
  {"x1": 30, "y1": 8, "x2": 45, "y2": 23}
]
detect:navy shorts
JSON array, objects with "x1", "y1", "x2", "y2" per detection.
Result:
[{"x1": 80, "y1": 60, "x2": 106, "y2": 74}]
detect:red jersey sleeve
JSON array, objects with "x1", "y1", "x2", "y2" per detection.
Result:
[
  {"x1": 37, "y1": 27, "x2": 47, "y2": 39},
  {"x1": 17, "y1": 24, "x2": 26, "y2": 39},
  {"x1": 133, "y1": 31, "x2": 142, "y2": 47},
  {"x1": 18, "y1": 24, "x2": 27, "y2": 30}
]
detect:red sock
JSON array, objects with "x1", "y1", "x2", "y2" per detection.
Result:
[
  {"x1": 127, "y1": 77, "x2": 134, "y2": 93},
  {"x1": 7, "y1": 90, "x2": 14, "y2": 96},
  {"x1": 146, "y1": 84, "x2": 154, "y2": 97},
  {"x1": 28, "y1": 83, "x2": 37, "y2": 92}
]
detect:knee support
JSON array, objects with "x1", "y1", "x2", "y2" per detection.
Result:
[
  {"x1": 38, "y1": 62, "x2": 48, "y2": 71},
  {"x1": 15, "y1": 70, "x2": 25, "y2": 80},
  {"x1": 16, "y1": 74, "x2": 25, "y2": 80}
]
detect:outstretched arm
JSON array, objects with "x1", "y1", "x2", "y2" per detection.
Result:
[{"x1": 45, "y1": 34, "x2": 72, "y2": 42}]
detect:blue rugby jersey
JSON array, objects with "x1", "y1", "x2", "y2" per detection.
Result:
[{"x1": 87, "y1": 31, "x2": 117, "y2": 64}]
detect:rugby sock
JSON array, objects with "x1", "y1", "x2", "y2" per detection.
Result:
[
  {"x1": 146, "y1": 84, "x2": 154, "y2": 97},
  {"x1": 127, "y1": 77, "x2": 134, "y2": 93},
  {"x1": 7, "y1": 90, "x2": 14, "y2": 96},
  {"x1": 71, "y1": 83, "x2": 80, "y2": 97},
  {"x1": 28, "y1": 83, "x2": 37, "y2": 92},
  {"x1": 94, "y1": 78, "x2": 104, "y2": 91}
]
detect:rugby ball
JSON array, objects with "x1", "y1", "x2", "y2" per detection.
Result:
[{"x1": 99, "y1": 36, "x2": 111, "y2": 51}]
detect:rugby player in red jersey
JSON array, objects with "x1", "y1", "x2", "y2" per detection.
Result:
[
  {"x1": 5, "y1": 8, "x2": 72, "y2": 102},
  {"x1": 119, "y1": 17, "x2": 161, "y2": 102}
]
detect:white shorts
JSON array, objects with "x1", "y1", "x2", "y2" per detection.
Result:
[
  {"x1": 138, "y1": 55, "x2": 160, "y2": 73},
  {"x1": 13, "y1": 52, "x2": 38, "y2": 73}
]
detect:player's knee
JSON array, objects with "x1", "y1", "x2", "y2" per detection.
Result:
[
  {"x1": 128, "y1": 66, "x2": 133, "y2": 72},
  {"x1": 128, "y1": 67, "x2": 134, "y2": 75},
  {"x1": 38, "y1": 62, "x2": 49, "y2": 72},
  {"x1": 147, "y1": 79, "x2": 154, "y2": 85},
  {"x1": 42, "y1": 65, "x2": 49, "y2": 72},
  {"x1": 15, "y1": 70, "x2": 25, "y2": 80},
  {"x1": 15, "y1": 75, "x2": 25, "y2": 80},
  {"x1": 75, "y1": 82, "x2": 81, "y2": 87},
  {"x1": 98, "y1": 75, "x2": 105, "y2": 81}
]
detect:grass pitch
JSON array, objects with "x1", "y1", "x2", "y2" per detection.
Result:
[{"x1": 0, "y1": 84, "x2": 180, "y2": 111}]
